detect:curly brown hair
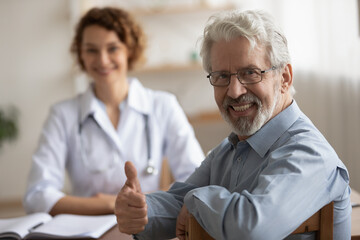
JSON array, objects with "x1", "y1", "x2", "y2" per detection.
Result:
[{"x1": 71, "y1": 7, "x2": 146, "y2": 71}]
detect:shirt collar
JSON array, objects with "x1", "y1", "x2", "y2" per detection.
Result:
[
  {"x1": 228, "y1": 100, "x2": 300, "y2": 157},
  {"x1": 78, "y1": 78, "x2": 151, "y2": 124},
  {"x1": 247, "y1": 100, "x2": 300, "y2": 157}
]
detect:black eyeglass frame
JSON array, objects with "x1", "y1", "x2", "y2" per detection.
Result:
[{"x1": 207, "y1": 66, "x2": 277, "y2": 87}]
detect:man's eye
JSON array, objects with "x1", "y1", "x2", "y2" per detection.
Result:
[
  {"x1": 244, "y1": 69, "x2": 257, "y2": 75},
  {"x1": 218, "y1": 73, "x2": 229, "y2": 79}
]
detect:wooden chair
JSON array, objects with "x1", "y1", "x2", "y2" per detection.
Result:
[
  {"x1": 159, "y1": 158, "x2": 174, "y2": 191},
  {"x1": 291, "y1": 201, "x2": 334, "y2": 240},
  {"x1": 185, "y1": 202, "x2": 334, "y2": 240},
  {"x1": 185, "y1": 214, "x2": 214, "y2": 240}
]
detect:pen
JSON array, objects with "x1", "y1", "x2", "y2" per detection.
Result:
[
  {"x1": 28, "y1": 222, "x2": 44, "y2": 232},
  {"x1": 352, "y1": 203, "x2": 360, "y2": 208}
]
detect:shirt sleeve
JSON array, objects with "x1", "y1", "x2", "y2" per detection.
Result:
[
  {"x1": 183, "y1": 139, "x2": 351, "y2": 240},
  {"x1": 23, "y1": 105, "x2": 68, "y2": 213},
  {"x1": 161, "y1": 94, "x2": 205, "y2": 181},
  {"x1": 134, "y1": 182, "x2": 198, "y2": 240},
  {"x1": 134, "y1": 152, "x2": 215, "y2": 240}
]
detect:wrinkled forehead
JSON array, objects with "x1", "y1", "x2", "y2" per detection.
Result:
[{"x1": 210, "y1": 37, "x2": 269, "y2": 70}]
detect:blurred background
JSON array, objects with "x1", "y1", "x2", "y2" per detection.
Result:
[{"x1": 0, "y1": 0, "x2": 359, "y2": 216}]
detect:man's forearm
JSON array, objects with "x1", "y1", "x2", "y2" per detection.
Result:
[{"x1": 135, "y1": 182, "x2": 198, "y2": 239}]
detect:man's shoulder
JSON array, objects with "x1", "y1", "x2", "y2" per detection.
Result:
[
  {"x1": 286, "y1": 113, "x2": 327, "y2": 142},
  {"x1": 272, "y1": 112, "x2": 341, "y2": 166}
]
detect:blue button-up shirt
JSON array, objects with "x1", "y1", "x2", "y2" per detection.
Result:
[{"x1": 136, "y1": 100, "x2": 351, "y2": 240}]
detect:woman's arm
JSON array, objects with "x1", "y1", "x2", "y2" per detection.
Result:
[
  {"x1": 49, "y1": 193, "x2": 116, "y2": 216},
  {"x1": 24, "y1": 105, "x2": 69, "y2": 213}
]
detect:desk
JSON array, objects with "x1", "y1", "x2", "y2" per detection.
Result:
[
  {"x1": 100, "y1": 226, "x2": 133, "y2": 240},
  {"x1": 101, "y1": 188, "x2": 360, "y2": 240}
]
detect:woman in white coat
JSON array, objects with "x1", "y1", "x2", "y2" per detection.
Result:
[{"x1": 23, "y1": 7, "x2": 204, "y2": 216}]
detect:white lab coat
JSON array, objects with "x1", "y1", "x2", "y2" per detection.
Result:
[{"x1": 24, "y1": 78, "x2": 204, "y2": 213}]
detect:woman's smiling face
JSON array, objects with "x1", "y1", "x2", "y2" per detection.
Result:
[{"x1": 80, "y1": 25, "x2": 128, "y2": 85}]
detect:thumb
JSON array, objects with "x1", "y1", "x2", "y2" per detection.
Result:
[{"x1": 124, "y1": 161, "x2": 142, "y2": 192}]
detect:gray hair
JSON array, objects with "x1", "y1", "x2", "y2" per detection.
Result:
[{"x1": 200, "y1": 10, "x2": 295, "y2": 96}]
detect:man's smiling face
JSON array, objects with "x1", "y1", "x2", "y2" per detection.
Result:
[{"x1": 211, "y1": 36, "x2": 285, "y2": 140}]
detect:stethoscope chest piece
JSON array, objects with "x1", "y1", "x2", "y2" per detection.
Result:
[{"x1": 145, "y1": 160, "x2": 158, "y2": 175}]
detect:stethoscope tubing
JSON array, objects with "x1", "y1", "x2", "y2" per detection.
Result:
[{"x1": 78, "y1": 113, "x2": 157, "y2": 175}]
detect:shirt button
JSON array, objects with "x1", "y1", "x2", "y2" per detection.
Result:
[{"x1": 237, "y1": 157, "x2": 241, "y2": 162}]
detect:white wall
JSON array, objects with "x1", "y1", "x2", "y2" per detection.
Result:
[{"x1": 0, "y1": 0, "x2": 74, "y2": 200}]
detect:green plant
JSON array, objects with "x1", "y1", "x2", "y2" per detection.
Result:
[{"x1": 0, "y1": 106, "x2": 19, "y2": 147}]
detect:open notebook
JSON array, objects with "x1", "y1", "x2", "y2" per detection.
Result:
[{"x1": 0, "y1": 212, "x2": 116, "y2": 239}]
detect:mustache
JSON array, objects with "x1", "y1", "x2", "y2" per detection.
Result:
[{"x1": 222, "y1": 93, "x2": 262, "y2": 109}]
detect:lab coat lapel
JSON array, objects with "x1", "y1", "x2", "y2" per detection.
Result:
[
  {"x1": 93, "y1": 109, "x2": 123, "y2": 152},
  {"x1": 79, "y1": 85, "x2": 123, "y2": 152}
]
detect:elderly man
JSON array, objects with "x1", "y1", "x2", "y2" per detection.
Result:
[{"x1": 114, "y1": 10, "x2": 351, "y2": 240}]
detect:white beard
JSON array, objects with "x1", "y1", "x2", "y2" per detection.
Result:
[{"x1": 221, "y1": 86, "x2": 280, "y2": 137}]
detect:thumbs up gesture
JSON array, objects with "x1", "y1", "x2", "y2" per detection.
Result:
[{"x1": 115, "y1": 161, "x2": 148, "y2": 234}]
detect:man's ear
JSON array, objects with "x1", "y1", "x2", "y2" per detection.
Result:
[{"x1": 280, "y1": 63, "x2": 293, "y2": 93}]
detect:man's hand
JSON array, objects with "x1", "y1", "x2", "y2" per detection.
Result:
[
  {"x1": 115, "y1": 161, "x2": 148, "y2": 234},
  {"x1": 176, "y1": 205, "x2": 190, "y2": 240}
]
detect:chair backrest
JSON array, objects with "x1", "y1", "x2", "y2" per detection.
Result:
[
  {"x1": 159, "y1": 158, "x2": 174, "y2": 191},
  {"x1": 185, "y1": 214, "x2": 214, "y2": 240},
  {"x1": 185, "y1": 202, "x2": 334, "y2": 240},
  {"x1": 291, "y1": 201, "x2": 334, "y2": 240}
]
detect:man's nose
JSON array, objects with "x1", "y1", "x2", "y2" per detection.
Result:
[{"x1": 227, "y1": 75, "x2": 247, "y2": 98}]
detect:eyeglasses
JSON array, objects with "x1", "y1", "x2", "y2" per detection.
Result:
[{"x1": 207, "y1": 66, "x2": 277, "y2": 87}]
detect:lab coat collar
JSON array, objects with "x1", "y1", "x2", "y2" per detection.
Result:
[
  {"x1": 78, "y1": 84, "x2": 99, "y2": 124},
  {"x1": 78, "y1": 78, "x2": 151, "y2": 124},
  {"x1": 78, "y1": 84, "x2": 123, "y2": 151}
]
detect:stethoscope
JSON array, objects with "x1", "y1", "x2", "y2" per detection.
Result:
[{"x1": 78, "y1": 113, "x2": 158, "y2": 175}]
